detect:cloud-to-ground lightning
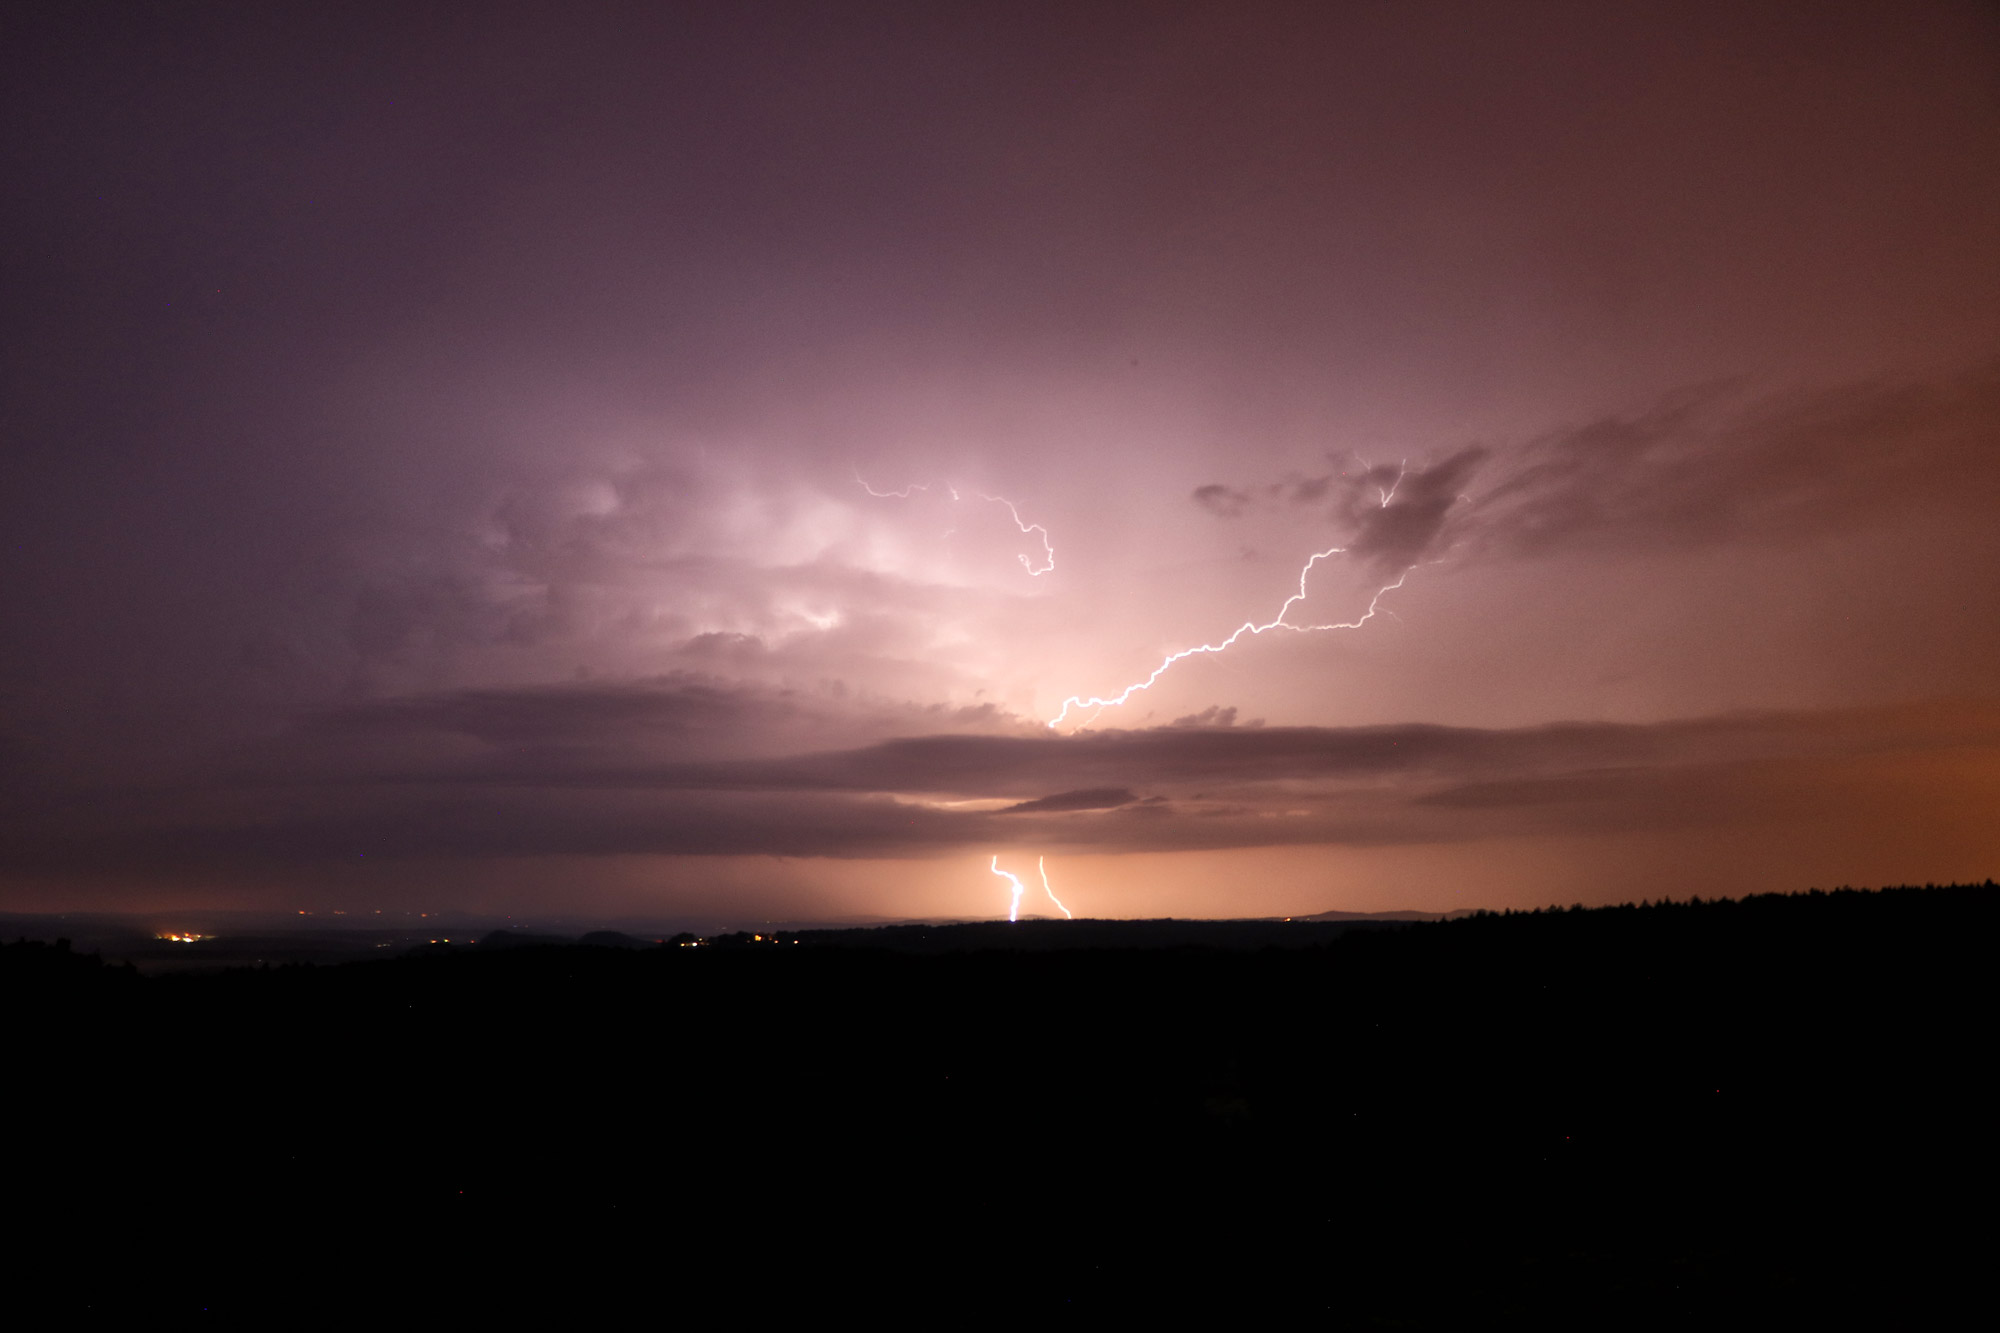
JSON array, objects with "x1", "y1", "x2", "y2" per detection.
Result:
[
  {"x1": 1045, "y1": 456, "x2": 1430, "y2": 729},
  {"x1": 1038, "y1": 855, "x2": 1072, "y2": 919},
  {"x1": 990, "y1": 855, "x2": 1028, "y2": 922},
  {"x1": 990, "y1": 854, "x2": 1074, "y2": 920},
  {"x1": 1047, "y1": 554, "x2": 1411, "y2": 730},
  {"x1": 855, "y1": 473, "x2": 1055, "y2": 575}
]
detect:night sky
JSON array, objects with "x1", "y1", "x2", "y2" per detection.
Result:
[{"x1": 5, "y1": 2, "x2": 1998, "y2": 924}]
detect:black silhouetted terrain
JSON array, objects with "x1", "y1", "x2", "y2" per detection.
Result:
[
  {"x1": 723, "y1": 913, "x2": 1421, "y2": 951},
  {"x1": 10, "y1": 884, "x2": 1996, "y2": 1324}
]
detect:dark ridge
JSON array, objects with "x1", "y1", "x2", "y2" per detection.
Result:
[
  {"x1": 8, "y1": 881, "x2": 1994, "y2": 1324},
  {"x1": 737, "y1": 915, "x2": 1411, "y2": 952},
  {"x1": 577, "y1": 929, "x2": 647, "y2": 948},
  {"x1": 478, "y1": 928, "x2": 576, "y2": 949}
]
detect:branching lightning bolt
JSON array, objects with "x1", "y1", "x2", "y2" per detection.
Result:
[
  {"x1": 854, "y1": 472, "x2": 1054, "y2": 576},
  {"x1": 1046, "y1": 556, "x2": 1411, "y2": 730},
  {"x1": 1044, "y1": 457, "x2": 1418, "y2": 729},
  {"x1": 975, "y1": 493, "x2": 1055, "y2": 576},
  {"x1": 1376, "y1": 458, "x2": 1407, "y2": 507},
  {"x1": 1346, "y1": 452, "x2": 1407, "y2": 508}
]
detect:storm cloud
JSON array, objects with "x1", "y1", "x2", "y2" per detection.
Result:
[
  {"x1": 6, "y1": 683, "x2": 1993, "y2": 871},
  {"x1": 1194, "y1": 362, "x2": 2000, "y2": 580},
  {"x1": 4, "y1": 4, "x2": 1997, "y2": 918},
  {"x1": 1468, "y1": 362, "x2": 2000, "y2": 560}
]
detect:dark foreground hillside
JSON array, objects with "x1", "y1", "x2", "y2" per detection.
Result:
[{"x1": 11, "y1": 884, "x2": 1997, "y2": 1325}]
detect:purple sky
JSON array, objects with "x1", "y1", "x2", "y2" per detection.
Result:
[{"x1": 5, "y1": 2, "x2": 1998, "y2": 924}]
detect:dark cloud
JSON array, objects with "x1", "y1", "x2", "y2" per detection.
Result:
[
  {"x1": 6, "y1": 688, "x2": 1992, "y2": 870},
  {"x1": 717, "y1": 703, "x2": 2000, "y2": 801},
  {"x1": 1172, "y1": 706, "x2": 1262, "y2": 728},
  {"x1": 1002, "y1": 787, "x2": 1138, "y2": 814},
  {"x1": 1192, "y1": 447, "x2": 1490, "y2": 574},
  {"x1": 1195, "y1": 474, "x2": 1347, "y2": 516},
  {"x1": 1287, "y1": 475, "x2": 1334, "y2": 505},
  {"x1": 1189, "y1": 361, "x2": 2000, "y2": 581},
  {"x1": 1193, "y1": 484, "x2": 1253, "y2": 518},
  {"x1": 1337, "y1": 447, "x2": 1490, "y2": 573},
  {"x1": 1465, "y1": 362, "x2": 2000, "y2": 560},
  {"x1": 265, "y1": 686, "x2": 2000, "y2": 800}
]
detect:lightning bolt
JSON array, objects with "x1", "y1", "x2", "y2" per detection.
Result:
[
  {"x1": 1346, "y1": 452, "x2": 1407, "y2": 508},
  {"x1": 1038, "y1": 855, "x2": 1072, "y2": 919},
  {"x1": 1046, "y1": 555, "x2": 1411, "y2": 730},
  {"x1": 975, "y1": 493, "x2": 1055, "y2": 576},
  {"x1": 853, "y1": 470, "x2": 929, "y2": 499},
  {"x1": 1377, "y1": 459, "x2": 1407, "y2": 507},
  {"x1": 989, "y1": 854, "x2": 1075, "y2": 921},
  {"x1": 854, "y1": 473, "x2": 1054, "y2": 576},
  {"x1": 990, "y1": 855, "x2": 1028, "y2": 922}
]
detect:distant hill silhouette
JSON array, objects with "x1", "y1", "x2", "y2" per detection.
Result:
[
  {"x1": 576, "y1": 930, "x2": 647, "y2": 949},
  {"x1": 477, "y1": 928, "x2": 576, "y2": 949},
  {"x1": 1285, "y1": 906, "x2": 1476, "y2": 921}
]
